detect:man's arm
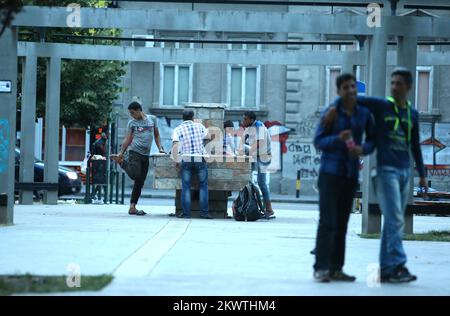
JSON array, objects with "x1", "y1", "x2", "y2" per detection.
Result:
[
  {"x1": 118, "y1": 131, "x2": 133, "y2": 158},
  {"x1": 314, "y1": 109, "x2": 348, "y2": 151},
  {"x1": 361, "y1": 113, "x2": 376, "y2": 155},
  {"x1": 411, "y1": 114, "x2": 428, "y2": 190},
  {"x1": 153, "y1": 127, "x2": 165, "y2": 153},
  {"x1": 355, "y1": 96, "x2": 386, "y2": 115},
  {"x1": 322, "y1": 96, "x2": 385, "y2": 128}
]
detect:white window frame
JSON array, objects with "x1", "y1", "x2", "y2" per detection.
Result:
[
  {"x1": 227, "y1": 65, "x2": 261, "y2": 109},
  {"x1": 159, "y1": 63, "x2": 193, "y2": 107},
  {"x1": 58, "y1": 125, "x2": 89, "y2": 166},
  {"x1": 355, "y1": 41, "x2": 361, "y2": 80},
  {"x1": 161, "y1": 41, "x2": 195, "y2": 49},
  {"x1": 226, "y1": 40, "x2": 261, "y2": 108},
  {"x1": 132, "y1": 34, "x2": 154, "y2": 48},
  {"x1": 325, "y1": 66, "x2": 342, "y2": 106},
  {"x1": 227, "y1": 42, "x2": 262, "y2": 50},
  {"x1": 415, "y1": 66, "x2": 434, "y2": 113}
]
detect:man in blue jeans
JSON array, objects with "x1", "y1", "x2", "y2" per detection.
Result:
[
  {"x1": 313, "y1": 73, "x2": 375, "y2": 282},
  {"x1": 241, "y1": 111, "x2": 275, "y2": 218},
  {"x1": 172, "y1": 109, "x2": 212, "y2": 219},
  {"x1": 324, "y1": 68, "x2": 428, "y2": 283}
]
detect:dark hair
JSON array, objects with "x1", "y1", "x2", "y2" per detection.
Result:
[
  {"x1": 182, "y1": 109, "x2": 195, "y2": 121},
  {"x1": 243, "y1": 111, "x2": 256, "y2": 121},
  {"x1": 336, "y1": 73, "x2": 356, "y2": 90},
  {"x1": 224, "y1": 120, "x2": 234, "y2": 129},
  {"x1": 391, "y1": 67, "x2": 413, "y2": 88},
  {"x1": 128, "y1": 101, "x2": 142, "y2": 111}
]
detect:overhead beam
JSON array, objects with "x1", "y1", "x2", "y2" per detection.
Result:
[
  {"x1": 12, "y1": 6, "x2": 450, "y2": 37},
  {"x1": 17, "y1": 42, "x2": 368, "y2": 65},
  {"x1": 18, "y1": 42, "x2": 450, "y2": 66}
]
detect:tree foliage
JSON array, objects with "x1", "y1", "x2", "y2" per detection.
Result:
[{"x1": 18, "y1": 0, "x2": 126, "y2": 128}]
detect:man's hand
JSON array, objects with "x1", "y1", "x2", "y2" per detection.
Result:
[
  {"x1": 349, "y1": 146, "x2": 363, "y2": 157},
  {"x1": 321, "y1": 107, "x2": 338, "y2": 130},
  {"x1": 338, "y1": 129, "x2": 352, "y2": 142},
  {"x1": 419, "y1": 177, "x2": 429, "y2": 195}
]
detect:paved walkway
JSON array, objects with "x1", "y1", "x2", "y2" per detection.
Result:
[{"x1": 1, "y1": 201, "x2": 449, "y2": 295}]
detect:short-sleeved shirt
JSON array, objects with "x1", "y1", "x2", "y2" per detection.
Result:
[
  {"x1": 243, "y1": 120, "x2": 271, "y2": 159},
  {"x1": 127, "y1": 114, "x2": 158, "y2": 156},
  {"x1": 172, "y1": 120, "x2": 207, "y2": 156}
]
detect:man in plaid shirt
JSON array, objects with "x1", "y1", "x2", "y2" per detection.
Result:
[{"x1": 172, "y1": 109, "x2": 212, "y2": 219}]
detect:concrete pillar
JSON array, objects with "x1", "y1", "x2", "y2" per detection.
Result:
[
  {"x1": 43, "y1": 58, "x2": 61, "y2": 205},
  {"x1": 405, "y1": 212, "x2": 413, "y2": 235},
  {"x1": 397, "y1": 35, "x2": 418, "y2": 233},
  {"x1": 19, "y1": 55, "x2": 38, "y2": 204},
  {"x1": 342, "y1": 57, "x2": 355, "y2": 75},
  {"x1": 397, "y1": 36, "x2": 417, "y2": 103},
  {"x1": 0, "y1": 28, "x2": 18, "y2": 225},
  {"x1": 361, "y1": 26, "x2": 388, "y2": 234}
]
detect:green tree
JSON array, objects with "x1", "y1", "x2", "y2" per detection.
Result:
[{"x1": 19, "y1": 0, "x2": 127, "y2": 128}]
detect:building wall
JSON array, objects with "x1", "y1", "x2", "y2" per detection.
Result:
[{"x1": 114, "y1": 2, "x2": 450, "y2": 194}]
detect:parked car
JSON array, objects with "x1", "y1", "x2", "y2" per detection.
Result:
[{"x1": 14, "y1": 148, "x2": 82, "y2": 197}]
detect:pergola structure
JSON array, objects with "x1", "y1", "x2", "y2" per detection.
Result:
[{"x1": 1, "y1": 0, "x2": 450, "y2": 232}]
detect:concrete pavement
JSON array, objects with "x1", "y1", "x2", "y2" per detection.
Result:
[{"x1": 1, "y1": 200, "x2": 449, "y2": 295}]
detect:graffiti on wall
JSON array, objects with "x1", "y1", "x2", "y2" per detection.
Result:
[
  {"x1": 297, "y1": 114, "x2": 318, "y2": 138},
  {"x1": 283, "y1": 140, "x2": 321, "y2": 179},
  {"x1": 420, "y1": 122, "x2": 450, "y2": 179},
  {"x1": 0, "y1": 119, "x2": 10, "y2": 174}
]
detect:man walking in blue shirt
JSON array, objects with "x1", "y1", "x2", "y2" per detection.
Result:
[{"x1": 313, "y1": 73, "x2": 375, "y2": 282}]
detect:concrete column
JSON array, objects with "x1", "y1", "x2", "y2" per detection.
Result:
[
  {"x1": 342, "y1": 57, "x2": 355, "y2": 75},
  {"x1": 0, "y1": 28, "x2": 18, "y2": 225},
  {"x1": 361, "y1": 26, "x2": 388, "y2": 234},
  {"x1": 43, "y1": 57, "x2": 61, "y2": 205},
  {"x1": 405, "y1": 212, "x2": 413, "y2": 235},
  {"x1": 397, "y1": 36, "x2": 417, "y2": 103},
  {"x1": 19, "y1": 55, "x2": 38, "y2": 204},
  {"x1": 397, "y1": 35, "x2": 418, "y2": 233}
]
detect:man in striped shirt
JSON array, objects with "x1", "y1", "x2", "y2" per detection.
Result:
[{"x1": 172, "y1": 109, "x2": 212, "y2": 219}]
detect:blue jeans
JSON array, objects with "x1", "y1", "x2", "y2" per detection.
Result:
[
  {"x1": 181, "y1": 161, "x2": 209, "y2": 217},
  {"x1": 374, "y1": 165, "x2": 410, "y2": 276},
  {"x1": 252, "y1": 161, "x2": 270, "y2": 203}
]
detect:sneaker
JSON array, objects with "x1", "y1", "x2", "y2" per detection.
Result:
[
  {"x1": 313, "y1": 270, "x2": 331, "y2": 283},
  {"x1": 381, "y1": 266, "x2": 417, "y2": 283},
  {"x1": 330, "y1": 270, "x2": 356, "y2": 282},
  {"x1": 176, "y1": 213, "x2": 191, "y2": 219},
  {"x1": 200, "y1": 213, "x2": 213, "y2": 219}
]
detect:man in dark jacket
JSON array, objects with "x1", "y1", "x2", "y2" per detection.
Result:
[{"x1": 313, "y1": 73, "x2": 375, "y2": 282}]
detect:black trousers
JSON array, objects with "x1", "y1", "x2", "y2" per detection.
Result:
[
  {"x1": 122, "y1": 150, "x2": 149, "y2": 205},
  {"x1": 314, "y1": 172, "x2": 358, "y2": 272}
]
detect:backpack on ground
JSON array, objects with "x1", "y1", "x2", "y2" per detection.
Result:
[{"x1": 232, "y1": 182, "x2": 266, "y2": 221}]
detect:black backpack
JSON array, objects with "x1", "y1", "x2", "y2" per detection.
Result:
[{"x1": 232, "y1": 182, "x2": 266, "y2": 221}]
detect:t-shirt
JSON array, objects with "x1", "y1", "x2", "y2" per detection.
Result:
[
  {"x1": 243, "y1": 120, "x2": 271, "y2": 161},
  {"x1": 127, "y1": 114, "x2": 158, "y2": 156}
]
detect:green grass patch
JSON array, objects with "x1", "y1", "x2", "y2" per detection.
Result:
[
  {"x1": 0, "y1": 274, "x2": 113, "y2": 296},
  {"x1": 359, "y1": 230, "x2": 450, "y2": 242}
]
